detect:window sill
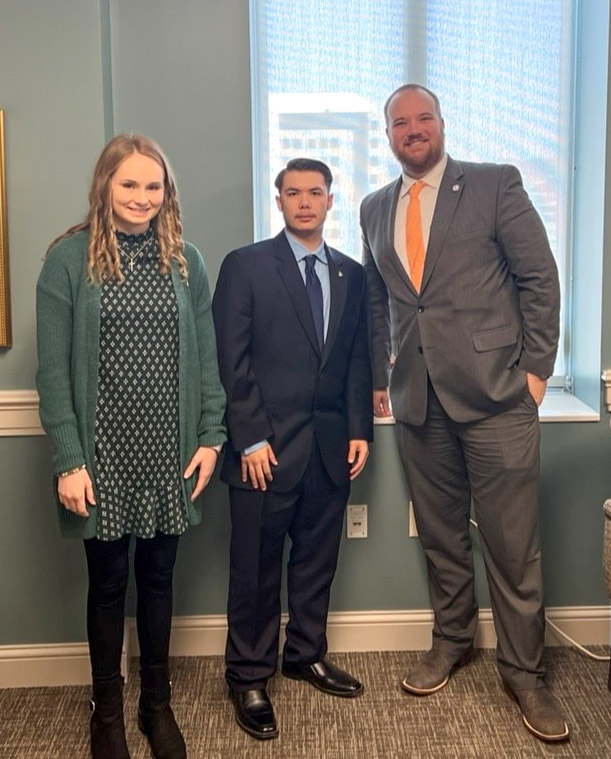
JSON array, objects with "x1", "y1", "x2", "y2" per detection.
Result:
[{"x1": 373, "y1": 390, "x2": 600, "y2": 426}]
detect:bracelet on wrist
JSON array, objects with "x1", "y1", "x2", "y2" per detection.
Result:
[{"x1": 58, "y1": 464, "x2": 87, "y2": 478}]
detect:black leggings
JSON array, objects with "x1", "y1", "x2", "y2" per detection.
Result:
[{"x1": 84, "y1": 532, "x2": 179, "y2": 681}]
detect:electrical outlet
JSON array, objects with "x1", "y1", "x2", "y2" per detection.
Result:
[
  {"x1": 347, "y1": 504, "x2": 367, "y2": 539},
  {"x1": 408, "y1": 501, "x2": 419, "y2": 538}
]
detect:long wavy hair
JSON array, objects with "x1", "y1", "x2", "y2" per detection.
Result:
[{"x1": 48, "y1": 134, "x2": 187, "y2": 283}]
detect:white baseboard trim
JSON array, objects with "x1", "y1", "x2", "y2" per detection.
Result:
[
  {"x1": 0, "y1": 639, "x2": 129, "y2": 689},
  {"x1": 2, "y1": 606, "x2": 609, "y2": 689},
  {"x1": 0, "y1": 643, "x2": 91, "y2": 689},
  {"x1": 0, "y1": 390, "x2": 43, "y2": 436}
]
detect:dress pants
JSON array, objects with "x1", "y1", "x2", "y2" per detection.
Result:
[
  {"x1": 225, "y1": 443, "x2": 350, "y2": 691},
  {"x1": 84, "y1": 532, "x2": 179, "y2": 680},
  {"x1": 396, "y1": 382, "x2": 545, "y2": 690}
]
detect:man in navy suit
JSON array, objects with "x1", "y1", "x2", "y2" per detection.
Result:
[
  {"x1": 213, "y1": 158, "x2": 373, "y2": 740},
  {"x1": 361, "y1": 85, "x2": 568, "y2": 742}
]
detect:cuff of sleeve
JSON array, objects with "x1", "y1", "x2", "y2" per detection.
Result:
[
  {"x1": 373, "y1": 369, "x2": 390, "y2": 390},
  {"x1": 197, "y1": 433, "x2": 227, "y2": 448},
  {"x1": 517, "y1": 354, "x2": 554, "y2": 379},
  {"x1": 243, "y1": 439, "x2": 269, "y2": 455},
  {"x1": 47, "y1": 424, "x2": 86, "y2": 477}
]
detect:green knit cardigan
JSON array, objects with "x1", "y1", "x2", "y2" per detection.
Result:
[{"x1": 36, "y1": 230, "x2": 227, "y2": 539}]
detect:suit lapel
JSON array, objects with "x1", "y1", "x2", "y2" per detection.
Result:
[
  {"x1": 322, "y1": 245, "x2": 347, "y2": 367},
  {"x1": 421, "y1": 157, "x2": 464, "y2": 292},
  {"x1": 274, "y1": 232, "x2": 322, "y2": 356},
  {"x1": 384, "y1": 178, "x2": 415, "y2": 293}
]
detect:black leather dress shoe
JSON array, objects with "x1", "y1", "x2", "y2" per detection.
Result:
[
  {"x1": 282, "y1": 659, "x2": 363, "y2": 697},
  {"x1": 230, "y1": 688, "x2": 278, "y2": 740}
]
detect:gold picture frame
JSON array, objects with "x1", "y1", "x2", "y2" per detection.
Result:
[{"x1": 0, "y1": 110, "x2": 11, "y2": 347}]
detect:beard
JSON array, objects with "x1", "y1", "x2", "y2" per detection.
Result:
[{"x1": 395, "y1": 135, "x2": 445, "y2": 177}]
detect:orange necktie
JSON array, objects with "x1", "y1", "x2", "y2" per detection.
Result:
[{"x1": 406, "y1": 180, "x2": 426, "y2": 292}]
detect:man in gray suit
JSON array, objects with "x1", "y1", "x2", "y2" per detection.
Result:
[{"x1": 361, "y1": 84, "x2": 568, "y2": 742}]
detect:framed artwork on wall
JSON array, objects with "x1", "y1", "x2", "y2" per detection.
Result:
[{"x1": 0, "y1": 110, "x2": 11, "y2": 348}]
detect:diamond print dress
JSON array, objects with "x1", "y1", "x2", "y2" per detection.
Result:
[{"x1": 94, "y1": 227, "x2": 188, "y2": 540}]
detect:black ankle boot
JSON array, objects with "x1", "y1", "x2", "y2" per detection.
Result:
[
  {"x1": 90, "y1": 674, "x2": 130, "y2": 758},
  {"x1": 138, "y1": 663, "x2": 186, "y2": 758}
]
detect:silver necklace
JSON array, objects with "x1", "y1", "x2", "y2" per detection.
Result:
[{"x1": 119, "y1": 236, "x2": 150, "y2": 272}]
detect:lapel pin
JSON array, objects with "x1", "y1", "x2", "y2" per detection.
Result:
[{"x1": 452, "y1": 184, "x2": 460, "y2": 192}]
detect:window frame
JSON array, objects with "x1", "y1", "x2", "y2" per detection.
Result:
[{"x1": 249, "y1": 0, "x2": 609, "y2": 414}]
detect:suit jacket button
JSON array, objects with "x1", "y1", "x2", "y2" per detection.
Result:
[
  {"x1": 418, "y1": 306, "x2": 425, "y2": 313},
  {"x1": 418, "y1": 346, "x2": 423, "y2": 354}
]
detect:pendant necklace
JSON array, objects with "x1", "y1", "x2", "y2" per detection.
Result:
[{"x1": 119, "y1": 235, "x2": 150, "y2": 272}]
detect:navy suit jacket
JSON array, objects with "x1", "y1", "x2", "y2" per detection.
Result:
[{"x1": 212, "y1": 232, "x2": 373, "y2": 492}]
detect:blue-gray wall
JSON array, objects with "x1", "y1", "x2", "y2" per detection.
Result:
[{"x1": 0, "y1": 0, "x2": 609, "y2": 646}]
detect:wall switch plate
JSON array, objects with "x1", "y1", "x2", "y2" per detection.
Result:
[
  {"x1": 347, "y1": 504, "x2": 367, "y2": 539},
  {"x1": 408, "y1": 501, "x2": 419, "y2": 538}
]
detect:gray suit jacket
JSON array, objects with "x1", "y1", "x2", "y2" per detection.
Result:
[{"x1": 360, "y1": 156, "x2": 560, "y2": 425}]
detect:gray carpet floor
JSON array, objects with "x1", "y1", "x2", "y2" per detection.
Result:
[{"x1": 1, "y1": 649, "x2": 610, "y2": 758}]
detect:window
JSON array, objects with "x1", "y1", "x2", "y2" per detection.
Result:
[{"x1": 250, "y1": 0, "x2": 577, "y2": 382}]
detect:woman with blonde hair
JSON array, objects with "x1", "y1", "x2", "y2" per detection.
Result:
[{"x1": 36, "y1": 134, "x2": 226, "y2": 758}]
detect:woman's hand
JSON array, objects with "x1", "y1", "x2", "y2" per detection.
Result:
[
  {"x1": 184, "y1": 446, "x2": 220, "y2": 501},
  {"x1": 57, "y1": 468, "x2": 95, "y2": 517}
]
